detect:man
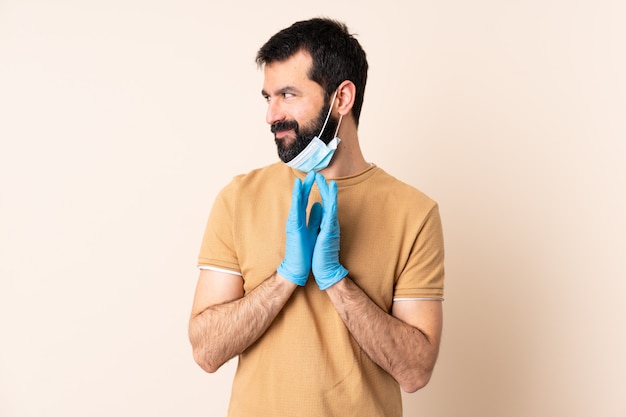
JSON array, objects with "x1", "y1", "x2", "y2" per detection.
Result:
[{"x1": 189, "y1": 18, "x2": 444, "y2": 417}]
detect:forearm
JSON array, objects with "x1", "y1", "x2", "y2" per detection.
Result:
[
  {"x1": 189, "y1": 272, "x2": 296, "y2": 373},
  {"x1": 326, "y1": 277, "x2": 439, "y2": 392}
]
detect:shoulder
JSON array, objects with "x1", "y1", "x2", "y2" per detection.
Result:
[
  {"x1": 217, "y1": 162, "x2": 297, "y2": 205},
  {"x1": 223, "y1": 162, "x2": 294, "y2": 191},
  {"x1": 370, "y1": 166, "x2": 439, "y2": 212}
]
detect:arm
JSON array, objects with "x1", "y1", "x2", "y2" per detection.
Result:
[
  {"x1": 188, "y1": 268, "x2": 297, "y2": 373},
  {"x1": 189, "y1": 172, "x2": 321, "y2": 373},
  {"x1": 312, "y1": 174, "x2": 443, "y2": 392},
  {"x1": 325, "y1": 279, "x2": 443, "y2": 392}
]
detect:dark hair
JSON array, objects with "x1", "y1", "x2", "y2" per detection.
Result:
[{"x1": 256, "y1": 18, "x2": 368, "y2": 126}]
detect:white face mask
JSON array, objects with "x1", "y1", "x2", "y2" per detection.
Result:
[{"x1": 285, "y1": 91, "x2": 343, "y2": 173}]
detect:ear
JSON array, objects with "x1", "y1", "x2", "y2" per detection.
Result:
[{"x1": 334, "y1": 80, "x2": 356, "y2": 117}]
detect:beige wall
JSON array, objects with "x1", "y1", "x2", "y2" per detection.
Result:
[{"x1": 1, "y1": 1, "x2": 624, "y2": 416}]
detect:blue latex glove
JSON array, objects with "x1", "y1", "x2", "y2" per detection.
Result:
[
  {"x1": 312, "y1": 174, "x2": 349, "y2": 290},
  {"x1": 277, "y1": 171, "x2": 323, "y2": 285}
]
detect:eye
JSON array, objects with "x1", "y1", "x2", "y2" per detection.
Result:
[{"x1": 283, "y1": 92, "x2": 295, "y2": 99}]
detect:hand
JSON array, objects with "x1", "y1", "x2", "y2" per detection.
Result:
[
  {"x1": 277, "y1": 171, "x2": 323, "y2": 285},
  {"x1": 312, "y1": 174, "x2": 349, "y2": 290}
]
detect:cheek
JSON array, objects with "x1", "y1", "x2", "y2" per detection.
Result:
[
  {"x1": 295, "y1": 103, "x2": 323, "y2": 128},
  {"x1": 289, "y1": 103, "x2": 314, "y2": 121}
]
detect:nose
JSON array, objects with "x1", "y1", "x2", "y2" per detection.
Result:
[{"x1": 266, "y1": 98, "x2": 286, "y2": 125}]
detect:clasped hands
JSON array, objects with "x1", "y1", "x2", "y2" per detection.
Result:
[{"x1": 277, "y1": 171, "x2": 349, "y2": 290}]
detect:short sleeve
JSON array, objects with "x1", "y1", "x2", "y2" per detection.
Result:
[
  {"x1": 393, "y1": 204, "x2": 445, "y2": 300},
  {"x1": 197, "y1": 179, "x2": 241, "y2": 273}
]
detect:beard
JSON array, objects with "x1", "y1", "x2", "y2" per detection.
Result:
[{"x1": 272, "y1": 102, "x2": 339, "y2": 163}]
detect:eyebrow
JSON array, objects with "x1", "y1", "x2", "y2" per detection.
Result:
[{"x1": 261, "y1": 85, "x2": 302, "y2": 97}]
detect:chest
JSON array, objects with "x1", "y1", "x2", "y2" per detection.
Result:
[{"x1": 232, "y1": 189, "x2": 416, "y2": 311}]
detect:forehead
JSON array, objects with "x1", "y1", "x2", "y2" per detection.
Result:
[{"x1": 262, "y1": 50, "x2": 322, "y2": 94}]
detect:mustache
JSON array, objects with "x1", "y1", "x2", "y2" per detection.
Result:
[{"x1": 271, "y1": 120, "x2": 299, "y2": 135}]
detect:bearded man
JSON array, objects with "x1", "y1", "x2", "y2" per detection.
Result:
[{"x1": 189, "y1": 17, "x2": 445, "y2": 417}]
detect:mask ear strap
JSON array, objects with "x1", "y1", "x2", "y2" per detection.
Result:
[
  {"x1": 333, "y1": 114, "x2": 343, "y2": 137},
  {"x1": 318, "y1": 90, "x2": 338, "y2": 137}
]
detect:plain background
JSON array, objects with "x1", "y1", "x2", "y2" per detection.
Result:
[{"x1": 1, "y1": 1, "x2": 625, "y2": 416}]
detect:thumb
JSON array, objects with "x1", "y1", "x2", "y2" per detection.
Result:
[{"x1": 307, "y1": 202, "x2": 323, "y2": 233}]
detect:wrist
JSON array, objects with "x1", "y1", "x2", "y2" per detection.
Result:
[
  {"x1": 277, "y1": 261, "x2": 309, "y2": 286},
  {"x1": 317, "y1": 266, "x2": 349, "y2": 290},
  {"x1": 276, "y1": 269, "x2": 306, "y2": 288}
]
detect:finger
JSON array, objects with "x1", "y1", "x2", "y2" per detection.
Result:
[
  {"x1": 300, "y1": 171, "x2": 316, "y2": 209},
  {"x1": 303, "y1": 171, "x2": 316, "y2": 189},
  {"x1": 320, "y1": 180, "x2": 339, "y2": 231},
  {"x1": 314, "y1": 172, "x2": 329, "y2": 204},
  {"x1": 328, "y1": 180, "x2": 338, "y2": 213},
  {"x1": 288, "y1": 177, "x2": 303, "y2": 224}
]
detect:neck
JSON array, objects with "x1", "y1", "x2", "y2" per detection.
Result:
[{"x1": 318, "y1": 125, "x2": 369, "y2": 179}]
